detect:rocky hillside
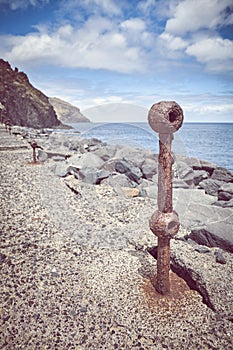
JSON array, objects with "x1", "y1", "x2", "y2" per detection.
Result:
[
  {"x1": 0, "y1": 59, "x2": 63, "y2": 129},
  {"x1": 49, "y1": 97, "x2": 91, "y2": 123}
]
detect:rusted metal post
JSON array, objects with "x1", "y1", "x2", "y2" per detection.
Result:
[
  {"x1": 148, "y1": 101, "x2": 183, "y2": 295},
  {"x1": 29, "y1": 140, "x2": 43, "y2": 163}
]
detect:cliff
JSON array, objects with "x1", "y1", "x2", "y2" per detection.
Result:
[
  {"x1": 0, "y1": 59, "x2": 63, "y2": 129},
  {"x1": 49, "y1": 97, "x2": 91, "y2": 123}
]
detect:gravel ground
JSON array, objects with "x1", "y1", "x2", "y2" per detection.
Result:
[{"x1": 0, "y1": 128, "x2": 232, "y2": 350}]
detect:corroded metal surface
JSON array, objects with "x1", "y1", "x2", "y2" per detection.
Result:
[
  {"x1": 148, "y1": 101, "x2": 183, "y2": 134},
  {"x1": 148, "y1": 101, "x2": 183, "y2": 295},
  {"x1": 29, "y1": 140, "x2": 43, "y2": 163},
  {"x1": 149, "y1": 210, "x2": 180, "y2": 238}
]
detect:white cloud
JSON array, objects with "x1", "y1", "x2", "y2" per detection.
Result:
[
  {"x1": 186, "y1": 37, "x2": 233, "y2": 70},
  {"x1": 159, "y1": 32, "x2": 187, "y2": 51},
  {"x1": 137, "y1": 0, "x2": 170, "y2": 19},
  {"x1": 0, "y1": 14, "x2": 150, "y2": 73},
  {"x1": 120, "y1": 18, "x2": 146, "y2": 32},
  {"x1": 165, "y1": 0, "x2": 233, "y2": 35},
  {"x1": 0, "y1": 0, "x2": 49, "y2": 10},
  {"x1": 120, "y1": 18, "x2": 153, "y2": 48},
  {"x1": 158, "y1": 0, "x2": 233, "y2": 74},
  {"x1": 92, "y1": 0, "x2": 120, "y2": 15}
]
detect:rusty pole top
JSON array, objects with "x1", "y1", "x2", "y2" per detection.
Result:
[{"x1": 148, "y1": 101, "x2": 183, "y2": 135}]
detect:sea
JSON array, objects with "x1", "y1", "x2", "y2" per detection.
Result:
[{"x1": 56, "y1": 122, "x2": 233, "y2": 173}]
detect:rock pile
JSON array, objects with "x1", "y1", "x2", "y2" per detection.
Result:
[{"x1": 35, "y1": 132, "x2": 233, "y2": 254}]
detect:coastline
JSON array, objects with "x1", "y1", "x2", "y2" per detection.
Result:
[
  {"x1": 53, "y1": 121, "x2": 233, "y2": 173},
  {"x1": 0, "y1": 126, "x2": 232, "y2": 349}
]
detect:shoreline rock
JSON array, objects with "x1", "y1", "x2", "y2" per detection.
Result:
[{"x1": 35, "y1": 131, "x2": 233, "y2": 253}]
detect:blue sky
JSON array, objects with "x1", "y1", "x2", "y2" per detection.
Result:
[{"x1": 0, "y1": 0, "x2": 233, "y2": 122}]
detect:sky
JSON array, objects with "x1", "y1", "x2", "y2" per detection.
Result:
[{"x1": 0, "y1": 0, "x2": 233, "y2": 123}]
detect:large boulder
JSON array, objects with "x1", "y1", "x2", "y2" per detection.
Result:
[
  {"x1": 177, "y1": 156, "x2": 216, "y2": 175},
  {"x1": 79, "y1": 168, "x2": 110, "y2": 185},
  {"x1": 174, "y1": 161, "x2": 194, "y2": 185},
  {"x1": 192, "y1": 170, "x2": 209, "y2": 186},
  {"x1": 199, "y1": 179, "x2": 225, "y2": 196},
  {"x1": 215, "y1": 183, "x2": 233, "y2": 205},
  {"x1": 218, "y1": 191, "x2": 233, "y2": 201},
  {"x1": 139, "y1": 185, "x2": 157, "y2": 199},
  {"x1": 102, "y1": 174, "x2": 135, "y2": 189},
  {"x1": 211, "y1": 167, "x2": 233, "y2": 183},
  {"x1": 173, "y1": 188, "x2": 218, "y2": 227},
  {"x1": 68, "y1": 152, "x2": 104, "y2": 170},
  {"x1": 140, "y1": 158, "x2": 157, "y2": 180},
  {"x1": 189, "y1": 219, "x2": 233, "y2": 253},
  {"x1": 54, "y1": 162, "x2": 69, "y2": 177},
  {"x1": 193, "y1": 159, "x2": 217, "y2": 175},
  {"x1": 115, "y1": 159, "x2": 142, "y2": 183},
  {"x1": 92, "y1": 144, "x2": 117, "y2": 161},
  {"x1": 218, "y1": 183, "x2": 233, "y2": 196},
  {"x1": 114, "y1": 146, "x2": 155, "y2": 168},
  {"x1": 173, "y1": 189, "x2": 233, "y2": 252}
]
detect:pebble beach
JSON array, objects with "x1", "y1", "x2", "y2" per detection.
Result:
[{"x1": 0, "y1": 126, "x2": 232, "y2": 350}]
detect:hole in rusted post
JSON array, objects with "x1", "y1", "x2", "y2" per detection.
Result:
[
  {"x1": 169, "y1": 111, "x2": 178, "y2": 123},
  {"x1": 148, "y1": 101, "x2": 183, "y2": 295}
]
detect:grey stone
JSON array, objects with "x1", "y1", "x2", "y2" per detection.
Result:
[
  {"x1": 189, "y1": 219, "x2": 233, "y2": 253},
  {"x1": 102, "y1": 158, "x2": 119, "y2": 173},
  {"x1": 213, "y1": 200, "x2": 228, "y2": 208},
  {"x1": 176, "y1": 156, "x2": 216, "y2": 174},
  {"x1": 140, "y1": 158, "x2": 157, "y2": 180},
  {"x1": 37, "y1": 149, "x2": 48, "y2": 162},
  {"x1": 193, "y1": 170, "x2": 209, "y2": 186},
  {"x1": 92, "y1": 144, "x2": 117, "y2": 161},
  {"x1": 195, "y1": 159, "x2": 217, "y2": 175},
  {"x1": 223, "y1": 199, "x2": 233, "y2": 208},
  {"x1": 79, "y1": 168, "x2": 110, "y2": 185},
  {"x1": 194, "y1": 246, "x2": 211, "y2": 253},
  {"x1": 211, "y1": 167, "x2": 233, "y2": 183},
  {"x1": 180, "y1": 156, "x2": 202, "y2": 169},
  {"x1": 115, "y1": 159, "x2": 142, "y2": 183},
  {"x1": 174, "y1": 161, "x2": 194, "y2": 184},
  {"x1": 54, "y1": 162, "x2": 69, "y2": 177},
  {"x1": 214, "y1": 199, "x2": 233, "y2": 208},
  {"x1": 152, "y1": 173, "x2": 158, "y2": 184},
  {"x1": 66, "y1": 166, "x2": 80, "y2": 178},
  {"x1": 68, "y1": 152, "x2": 104, "y2": 170},
  {"x1": 218, "y1": 191, "x2": 233, "y2": 201},
  {"x1": 172, "y1": 179, "x2": 191, "y2": 189},
  {"x1": 78, "y1": 167, "x2": 98, "y2": 184},
  {"x1": 52, "y1": 155, "x2": 66, "y2": 161},
  {"x1": 170, "y1": 238, "x2": 233, "y2": 315},
  {"x1": 199, "y1": 178, "x2": 225, "y2": 196},
  {"x1": 215, "y1": 250, "x2": 227, "y2": 264},
  {"x1": 219, "y1": 183, "x2": 233, "y2": 195},
  {"x1": 114, "y1": 146, "x2": 153, "y2": 168},
  {"x1": 102, "y1": 174, "x2": 135, "y2": 188},
  {"x1": 173, "y1": 188, "x2": 216, "y2": 224},
  {"x1": 140, "y1": 185, "x2": 157, "y2": 199}
]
